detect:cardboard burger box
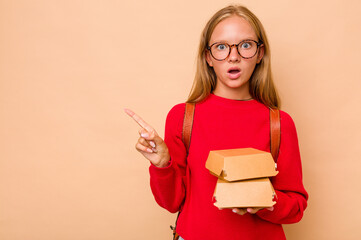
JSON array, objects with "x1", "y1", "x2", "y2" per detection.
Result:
[{"x1": 205, "y1": 148, "x2": 278, "y2": 208}]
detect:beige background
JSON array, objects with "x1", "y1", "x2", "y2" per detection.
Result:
[{"x1": 1, "y1": 0, "x2": 361, "y2": 239}]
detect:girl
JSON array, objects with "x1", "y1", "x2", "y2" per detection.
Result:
[{"x1": 125, "y1": 4, "x2": 308, "y2": 240}]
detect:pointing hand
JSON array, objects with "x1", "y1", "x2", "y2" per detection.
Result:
[{"x1": 124, "y1": 108, "x2": 170, "y2": 168}]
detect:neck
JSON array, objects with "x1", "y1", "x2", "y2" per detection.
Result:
[{"x1": 212, "y1": 84, "x2": 253, "y2": 101}]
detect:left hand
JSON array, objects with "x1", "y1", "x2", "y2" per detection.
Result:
[{"x1": 232, "y1": 207, "x2": 274, "y2": 215}]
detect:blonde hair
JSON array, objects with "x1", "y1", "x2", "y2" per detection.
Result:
[{"x1": 186, "y1": 5, "x2": 281, "y2": 109}]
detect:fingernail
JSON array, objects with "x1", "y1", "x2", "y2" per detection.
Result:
[
  {"x1": 232, "y1": 209, "x2": 237, "y2": 213},
  {"x1": 141, "y1": 133, "x2": 149, "y2": 138},
  {"x1": 149, "y1": 141, "x2": 156, "y2": 148},
  {"x1": 146, "y1": 148, "x2": 153, "y2": 153},
  {"x1": 152, "y1": 147, "x2": 157, "y2": 153}
]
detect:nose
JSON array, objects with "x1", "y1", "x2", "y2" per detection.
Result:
[{"x1": 228, "y1": 45, "x2": 241, "y2": 62}]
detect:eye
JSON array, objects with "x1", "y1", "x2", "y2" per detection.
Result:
[
  {"x1": 216, "y1": 43, "x2": 227, "y2": 50},
  {"x1": 240, "y1": 41, "x2": 253, "y2": 49}
]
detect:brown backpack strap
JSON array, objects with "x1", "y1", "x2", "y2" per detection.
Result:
[
  {"x1": 270, "y1": 108, "x2": 281, "y2": 163},
  {"x1": 182, "y1": 103, "x2": 195, "y2": 155},
  {"x1": 171, "y1": 103, "x2": 195, "y2": 239}
]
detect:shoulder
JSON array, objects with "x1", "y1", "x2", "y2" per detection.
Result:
[
  {"x1": 166, "y1": 103, "x2": 186, "y2": 122},
  {"x1": 279, "y1": 109, "x2": 298, "y2": 135},
  {"x1": 164, "y1": 103, "x2": 186, "y2": 134}
]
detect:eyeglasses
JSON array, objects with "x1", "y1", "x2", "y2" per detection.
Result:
[{"x1": 207, "y1": 40, "x2": 263, "y2": 61}]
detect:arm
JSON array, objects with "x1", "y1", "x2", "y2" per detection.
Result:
[
  {"x1": 256, "y1": 110, "x2": 309, "y2": 224},
  {"x1": 149, "y1": 103, "x2": 187, "y2": 213}
]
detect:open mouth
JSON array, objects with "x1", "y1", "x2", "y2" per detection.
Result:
[
  {"x1": 228, "y1": 69, "x2": 240, "y2": 74},
  {"x1": 227, "y1": 67, "x2": 241, "y2": 79},
  {"x1": 228, "y1": 67, "x2": 241, "y2": 74}
]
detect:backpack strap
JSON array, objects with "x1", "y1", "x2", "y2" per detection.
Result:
[
  {"x1": 182, "y1": 103, "x2": 195, "y2": 155},
  {"x1": 171, "y1": 102, "x2": 195, "y2": 240},
  {"x1": 270, "y1": 108, "x2": 281, "y2": 163}
]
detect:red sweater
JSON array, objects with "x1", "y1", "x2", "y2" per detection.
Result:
[{"x1": 149, "y1": 93, "x2": 308, "y2": 240}]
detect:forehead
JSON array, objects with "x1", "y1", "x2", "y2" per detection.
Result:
[{"x1": 210, "y1": 15, "x2": 257, "y2": 43}]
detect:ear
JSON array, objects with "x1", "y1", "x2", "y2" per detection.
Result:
[
  {"x1": 205, "y1": 50, "x2": 213, "y2": 67},
  {"x1": 256, "y1": 45, "x2": 264, "y2": 64}
]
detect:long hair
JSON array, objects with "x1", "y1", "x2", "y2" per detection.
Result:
[{"x1": 186, "y1": 5, "x2": 281, "y2": 109}]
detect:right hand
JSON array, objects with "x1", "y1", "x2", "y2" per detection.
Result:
[
  {"x1": 124, "y1": 108, "x2": 170, "y2": 168},
  {"x1": 232, "y1": 207, "x2": 274, "y2": 215}
]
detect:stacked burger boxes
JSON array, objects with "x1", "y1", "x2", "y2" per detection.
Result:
[{"x1": 205, "y1": 148, "x2": 278, "y2": 208}]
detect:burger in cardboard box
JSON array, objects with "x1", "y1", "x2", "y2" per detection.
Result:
[{"x1": 205, "y1": 148, "x2": 278, "y2": 208}]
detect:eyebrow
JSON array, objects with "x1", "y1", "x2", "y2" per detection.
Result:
[{"x1": 210, "y1": 38, "x2": 258, "y2": 44}]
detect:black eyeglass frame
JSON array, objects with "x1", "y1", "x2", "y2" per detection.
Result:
[{"x1": 206, "y1": 40, "x2": 263, "y2": 61}]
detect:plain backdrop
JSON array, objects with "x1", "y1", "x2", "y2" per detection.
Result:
[{"x1": 1, "y1": 0, "x2": 361, "y2": 239}]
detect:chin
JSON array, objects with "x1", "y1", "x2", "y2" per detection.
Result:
[{"x1": 227, "y1": 79, "x2": 248, "y2": 88}]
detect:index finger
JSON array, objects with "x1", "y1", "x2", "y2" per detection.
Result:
[{"x1": 124, "y1": 108, "x2": 153, "y2": 132}]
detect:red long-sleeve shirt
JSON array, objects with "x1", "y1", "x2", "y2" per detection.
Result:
[{"x1": 149, "y1": 93, "x2": 308, "y2": 240}]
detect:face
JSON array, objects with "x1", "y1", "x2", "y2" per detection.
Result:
[{"x1": 206, "y1": 15, "x2": 264, "y2": 98}]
